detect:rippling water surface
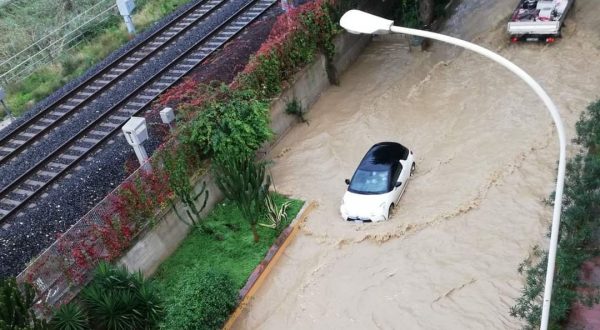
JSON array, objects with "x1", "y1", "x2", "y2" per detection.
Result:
[{"x1": 234, "y1": 1, "x2": 600, "y2": 328}]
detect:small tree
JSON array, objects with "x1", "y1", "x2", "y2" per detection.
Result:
[
  {"x1": 0, "y1": 277, "x2": 48, "y2": 329},
  {"x1": 161, "y1": 146, "x2": 209, "y2": 227},
  {"x1": 212, "y1": 154, "x2": 270, "y2": 242}
]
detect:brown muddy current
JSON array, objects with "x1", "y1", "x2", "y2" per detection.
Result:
[{"x1": 233, "y1": 0, "x2": 600, "y2": 329}]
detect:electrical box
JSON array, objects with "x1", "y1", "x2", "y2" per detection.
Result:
[
  {"x1": 122, "y1": 116, "x2": 148, "y2": 146},
  {"x1": 0, "y1": 88, "x2": 5, "y2": 101},
  {"x1": 160, "y1": 107, "x2": 175, "y2": 124},
  {"x1": 116, "y1": 0, "x2": 135, "y2": 16}
]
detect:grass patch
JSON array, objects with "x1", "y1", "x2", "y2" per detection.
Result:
[
  {"x1": 153, "y1": 193, "x2": 304, "y2": 328},
  {"x1": 2, "y1": 0, "x2": 191, "y2": 118}
]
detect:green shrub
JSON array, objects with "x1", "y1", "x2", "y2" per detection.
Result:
[
  {"x1": 575, "y1": 100, "x2": 600, "y2": 152},
  {"x1": 394, "y1": 0, "x2": 421, "y2": 28},
  {"x1": 49, "y1": 303, "x2": 88, "y2": 330},
  {"x1": 160, "y1": 145, "x2": 209, "y2": 226},
  {"x1": 240, "y1": 53, "x2": 283, "y2": 99},
  {"x1": 285, "y1": 98, "x2": 307, "y2": 123},
  {"x1": 236, "y1": 0, "x2": 340, "y2": 99},
  {"x1": 78, "y1": 262, "x2": 164, "y2": 330},
  {"x1": 212, "y1": 154, "x2": 271, "y2": 242},
  {"x1": 181, "y1": 88, "x2": 272, "y2": 158},
  {"x1": 0, "y1": 277, "x2": 48, "y2": 329},
  {"x1": 511, "y1": 100, "x2": 600, "y2": 329},
  {"x1": 161, "y1": 269, "x2": 238, "y2": 330}
]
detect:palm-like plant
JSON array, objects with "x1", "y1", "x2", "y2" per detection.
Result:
[
  {"x1": 0, "y1": 277, "x2": 48, "y2": 329},
  {"x1": 79, "y1": 262, "x2": 164, "y2": 330},
  {"x1": 260, "y1": 194, "x2": 291, "y2": 230},
  {"x1": 49, "y1": 303, "x2": 88, "y2": 330}
]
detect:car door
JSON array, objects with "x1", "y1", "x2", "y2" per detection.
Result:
[
  {"x1": 397, "y1": 160, "x2": 410, "y2": 198},
  {"x1": 391, "y1": 162, "x2": 403, "y2": 204}
]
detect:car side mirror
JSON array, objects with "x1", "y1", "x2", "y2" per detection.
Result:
[
  {"x1": 395, "y1": 181, "x2": 402, "y2": 187},
  {"x1": 345, "y1": 179, "x2": 350, "y2": 185}
]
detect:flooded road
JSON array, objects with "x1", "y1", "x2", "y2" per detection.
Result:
[{"x1": 234, "y1": 0, "x2": 600, "y2": 328}]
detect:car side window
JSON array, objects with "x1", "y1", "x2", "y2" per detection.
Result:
[{"x1": 392, "y1": 163, "x2": 402, "y2": 184}]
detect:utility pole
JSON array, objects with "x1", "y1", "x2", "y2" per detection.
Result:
[
  {"x1": 116, "y1": 0, "x2": 136, "y2": 35},
  {"x1": 0, "y1": 87, "x2": 15, "y2": 122}
]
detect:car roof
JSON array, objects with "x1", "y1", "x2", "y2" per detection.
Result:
[{"x1": 357, "y1": 142, "x2": 409, "y2": 171}]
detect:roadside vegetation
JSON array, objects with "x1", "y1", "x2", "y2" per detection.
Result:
[
  {"x1": 511, "y1": 100, "x2": 600, "y2": 329},
  {"x1": 0, "y1": 0, "x2": 192, "y2": 117},
  {"x1": 154, "y1": 194, "x2": 303, "y2": 329},
  {"x1": 49, "y1": 262, "x2": 164, "y2": 330}
]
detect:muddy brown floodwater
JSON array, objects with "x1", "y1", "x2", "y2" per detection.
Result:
[{"x1": 233, "y1": 0, "x2": 600, "y2": 329}]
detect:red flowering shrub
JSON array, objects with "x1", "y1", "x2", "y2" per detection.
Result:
[
  {"x1": 158, "y1": 77, "x2": 201, "y2": 108},
  {"x1": 109, "y1": 167, "x2": 173, "y2": 226},
  {"x1": 235, "y1": 0, "x2": 339, "y2": 99}
]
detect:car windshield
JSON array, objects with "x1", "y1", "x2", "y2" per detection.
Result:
[{"x1": 348, "y1": 169, "x2": 390, "y2": 194}]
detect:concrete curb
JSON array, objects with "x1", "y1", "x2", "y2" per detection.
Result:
[{"x1": 222, "y1": 200, "x2": 317, "y2": 330}]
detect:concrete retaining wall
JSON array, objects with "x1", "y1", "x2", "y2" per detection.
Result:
[{"x1": 119, "y1": 32, "x2": 371, "y2": 276}]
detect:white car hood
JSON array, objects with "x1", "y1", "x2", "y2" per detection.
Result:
[{"x1": 341, "y1": 190, "x2": 390, "y2": 218}]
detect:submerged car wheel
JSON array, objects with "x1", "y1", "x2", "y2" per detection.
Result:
[
  {"x1": 387, "y1": 204, "x2": 395, "y2": 220},
  {"x1": 411, "y1": 162, "x2": 416, "y2": 176}
]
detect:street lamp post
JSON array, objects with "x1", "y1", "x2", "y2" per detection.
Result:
[{"x1": 339, "y1": 10, "x2": 566, "y2": 330}]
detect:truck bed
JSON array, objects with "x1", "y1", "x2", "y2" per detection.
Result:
[
  {"x1": 510, "y1": 0, "x2": 569, "y2": 23},
  {"x1": 507, "y1": 0, "x2": 573, "y2": 41}
]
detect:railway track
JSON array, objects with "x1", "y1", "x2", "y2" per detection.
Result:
[
  {"x1": 0, "y1": 0, "x2": 225, "y2": 166},
  {"x1": 0, "y1": 0, "x2": 277, "y2": 221}
]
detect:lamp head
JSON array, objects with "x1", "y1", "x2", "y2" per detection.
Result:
[{"x1": 340, "y1": 10, "x2": 393, "y2": 35}]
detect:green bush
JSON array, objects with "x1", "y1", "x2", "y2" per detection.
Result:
[
  {"x1": 394, "y1": 0, "x2": 420, "y2": 28},
  {"x1": 285, "y1": 98, "x2": 307, "y2": 123},
  {"x1": 212, "y1": 153, "x2": 271, "y2": 242},
  {"x1": 236, "y1": 0, "x2": 340, "y2": 100},
  {"x1": 67, "y1": 262, "x2": 165, "y2": 330},
  {"x1": 161, "y1": 269, "x2": 238, "y2": 330},
  {"x1": 511, "y1": 100, "x2": 600, "y2": 329},
  {"x1": 180, "y1": 88, "x2": 272, "y2": 158},
  {"x1": 159, "y1": 145, "x2": 209, "y2": 227},
  {"x1": 0, "y1": 277, "x2": 48, "y2": 329},
  {"x1": 575, "y1": 100, "x2": 600, "y2": 152},
  {"x1": 240, "y1": 53, "x2": 283, "y2": 99},
  {"x1": 49, "y1": 303, "x2": 88, "y2": 330}
]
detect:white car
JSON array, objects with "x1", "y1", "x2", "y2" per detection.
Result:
[{"x1": 340, "y1": 142, "x2": 415, "y2": 222}]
